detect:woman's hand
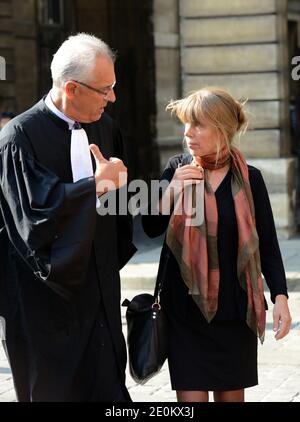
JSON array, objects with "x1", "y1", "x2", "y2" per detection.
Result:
[
  {"x1": 171, "y1": 164, "x2": 204, "y2": 184},
  {"x1": 159, "y1": 164, "x2": 204, "y2": 214},
  {"x1": 273, "y1": 295, "x2": 292, "y2": 340}
]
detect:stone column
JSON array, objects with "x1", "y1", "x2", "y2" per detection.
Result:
[
  {"x1": 0, "y1": 0, "x2": 15, "y2": 111},
  {"x1": 153, "y1": 0, "x2": 182, "y2": 168},
  {"x1": 179, "y1": 0, "x2": 295, "y2": 237},
  {"x1": 12, "y1": 0, "x2": 38, "y2": 112}
]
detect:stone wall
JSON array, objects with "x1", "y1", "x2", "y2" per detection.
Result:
[
  {"x1": 153, "y1": 0, "x2": 295, "y2": 237},
  {"x1": 180, "y1": 0, "x2": 289, "y2": 155},
  {"x1": 0, "y1": 0, "x2": 38, "y2": 113},
  {"x1": 153, "y1": 0, "x2": 182, "y2": 168},
  {"x1": 0, "y1": 0, "x2": 15, "y2": 111}
]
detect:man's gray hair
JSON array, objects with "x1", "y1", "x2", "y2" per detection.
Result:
[{"x1": 51, "y1": 33, "x2": 116, "y2": 88}]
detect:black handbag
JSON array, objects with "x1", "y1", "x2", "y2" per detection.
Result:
[{"x1": 122, "y1": 250, "x2": 169, "y2": 384}]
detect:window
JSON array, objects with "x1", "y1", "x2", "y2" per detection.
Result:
[{"x1": 38, "y1": 0, "x2": 64, "y2": 27}]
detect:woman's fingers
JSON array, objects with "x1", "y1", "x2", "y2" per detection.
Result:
[
  {"x1": 174, "y1": 164, "x2": 204, "y2": 180},
  {"x1": 175, "y1": 169, "x2": 204, "y2": 180},
  {"x1": 275, "y1": 317, "x2": 292, "y2": 340}
]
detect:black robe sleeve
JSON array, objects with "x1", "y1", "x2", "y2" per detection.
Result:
[
  {"x1": 0, "y1": 140, "x2": 97, "y2": 298},
  {"x1": 249, "y1": 166, "x2": 288, "y2": 303}
]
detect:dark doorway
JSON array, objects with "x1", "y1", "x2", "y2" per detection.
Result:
[
  {"x1": 37, "y1": 0, "x2": 75, "y2": 96},
  {"x1": 37, "y1": 0, "x2": 159, "y2": 181}
]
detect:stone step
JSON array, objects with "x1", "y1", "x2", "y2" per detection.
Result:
[{"x1": 120, "y1": 264, "x2": 300, "y2": 291}]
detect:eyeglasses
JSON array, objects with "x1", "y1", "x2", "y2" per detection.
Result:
[{"x1": 73, "y1": 80, "x2": 116, "y2": 98}]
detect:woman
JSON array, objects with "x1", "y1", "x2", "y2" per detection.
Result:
[{"x1": 142, "y1": 87, "x2": 292, "y2": 402}]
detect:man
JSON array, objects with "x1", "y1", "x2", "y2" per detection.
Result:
[{"x1": 0, "y1": 33, "x2": 136, "y2": 401}]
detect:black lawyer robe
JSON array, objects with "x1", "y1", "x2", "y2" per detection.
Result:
[{"x1": 0, "y1": 98, "x2": 136, "y2": 401}]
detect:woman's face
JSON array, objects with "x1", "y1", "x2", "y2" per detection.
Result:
[{"x1": 184, "y1": 121, "x2": 221, "y2": 157}]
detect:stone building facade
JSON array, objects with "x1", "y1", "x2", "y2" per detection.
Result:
[
  {"x1": 154, "y1": 0, "x2": 300, "y2": 238},
  {"x1": 0, "y1": 0, "x2": 299, "y2": 237}
]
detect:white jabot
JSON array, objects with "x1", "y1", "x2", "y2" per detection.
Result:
[
  {"x1": 45, "y1": 91, "x2": 100, "y2": 208},
  {"x1": 70, "y1": 124, "x2": 94, "y2": 182}
]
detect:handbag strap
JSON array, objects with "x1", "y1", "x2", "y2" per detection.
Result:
[
  {"x1": 154, "y1": 154, "x2": 192, "y2": 306},
  {"x1": 154, "y1": 245, "x2": 171, "y2": 308}
]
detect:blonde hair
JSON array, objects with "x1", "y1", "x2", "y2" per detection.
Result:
[{"x1": 166, "y1": 87, "x2": 248, "y2": 158}]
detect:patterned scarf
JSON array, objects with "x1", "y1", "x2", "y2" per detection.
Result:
[{"x1": 166, "y1": 146, "x2": 266, "y2": 343}]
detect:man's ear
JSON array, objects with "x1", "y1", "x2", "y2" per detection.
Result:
[{"x1": 65, "y1": 81, "x2": 77, "y2": 99}]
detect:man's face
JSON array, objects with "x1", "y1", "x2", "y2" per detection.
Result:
[{"x1": 69, "y1": 55, "x2": 116, "y2": 123}]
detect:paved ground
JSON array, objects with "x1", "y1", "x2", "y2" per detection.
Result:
[{"x1": 1, "y1": 218, "x2": 300, "y2": 402}]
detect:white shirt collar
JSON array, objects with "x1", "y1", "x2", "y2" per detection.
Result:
[{"x1": 45, "y1": 91, "x2": 75, "y2": 130}]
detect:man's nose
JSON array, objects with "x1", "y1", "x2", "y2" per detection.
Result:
[{"x1": 107, "y1": 88, "x2": 116, "y2": 103}]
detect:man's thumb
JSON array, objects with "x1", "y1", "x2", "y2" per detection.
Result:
[{"x1": 89, "y1": 144, "x2": 107, "y2": 163}]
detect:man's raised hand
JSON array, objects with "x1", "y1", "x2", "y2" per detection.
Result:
[{"x1": 89, "y1": 144, "x2": 127, "y2": 196}]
